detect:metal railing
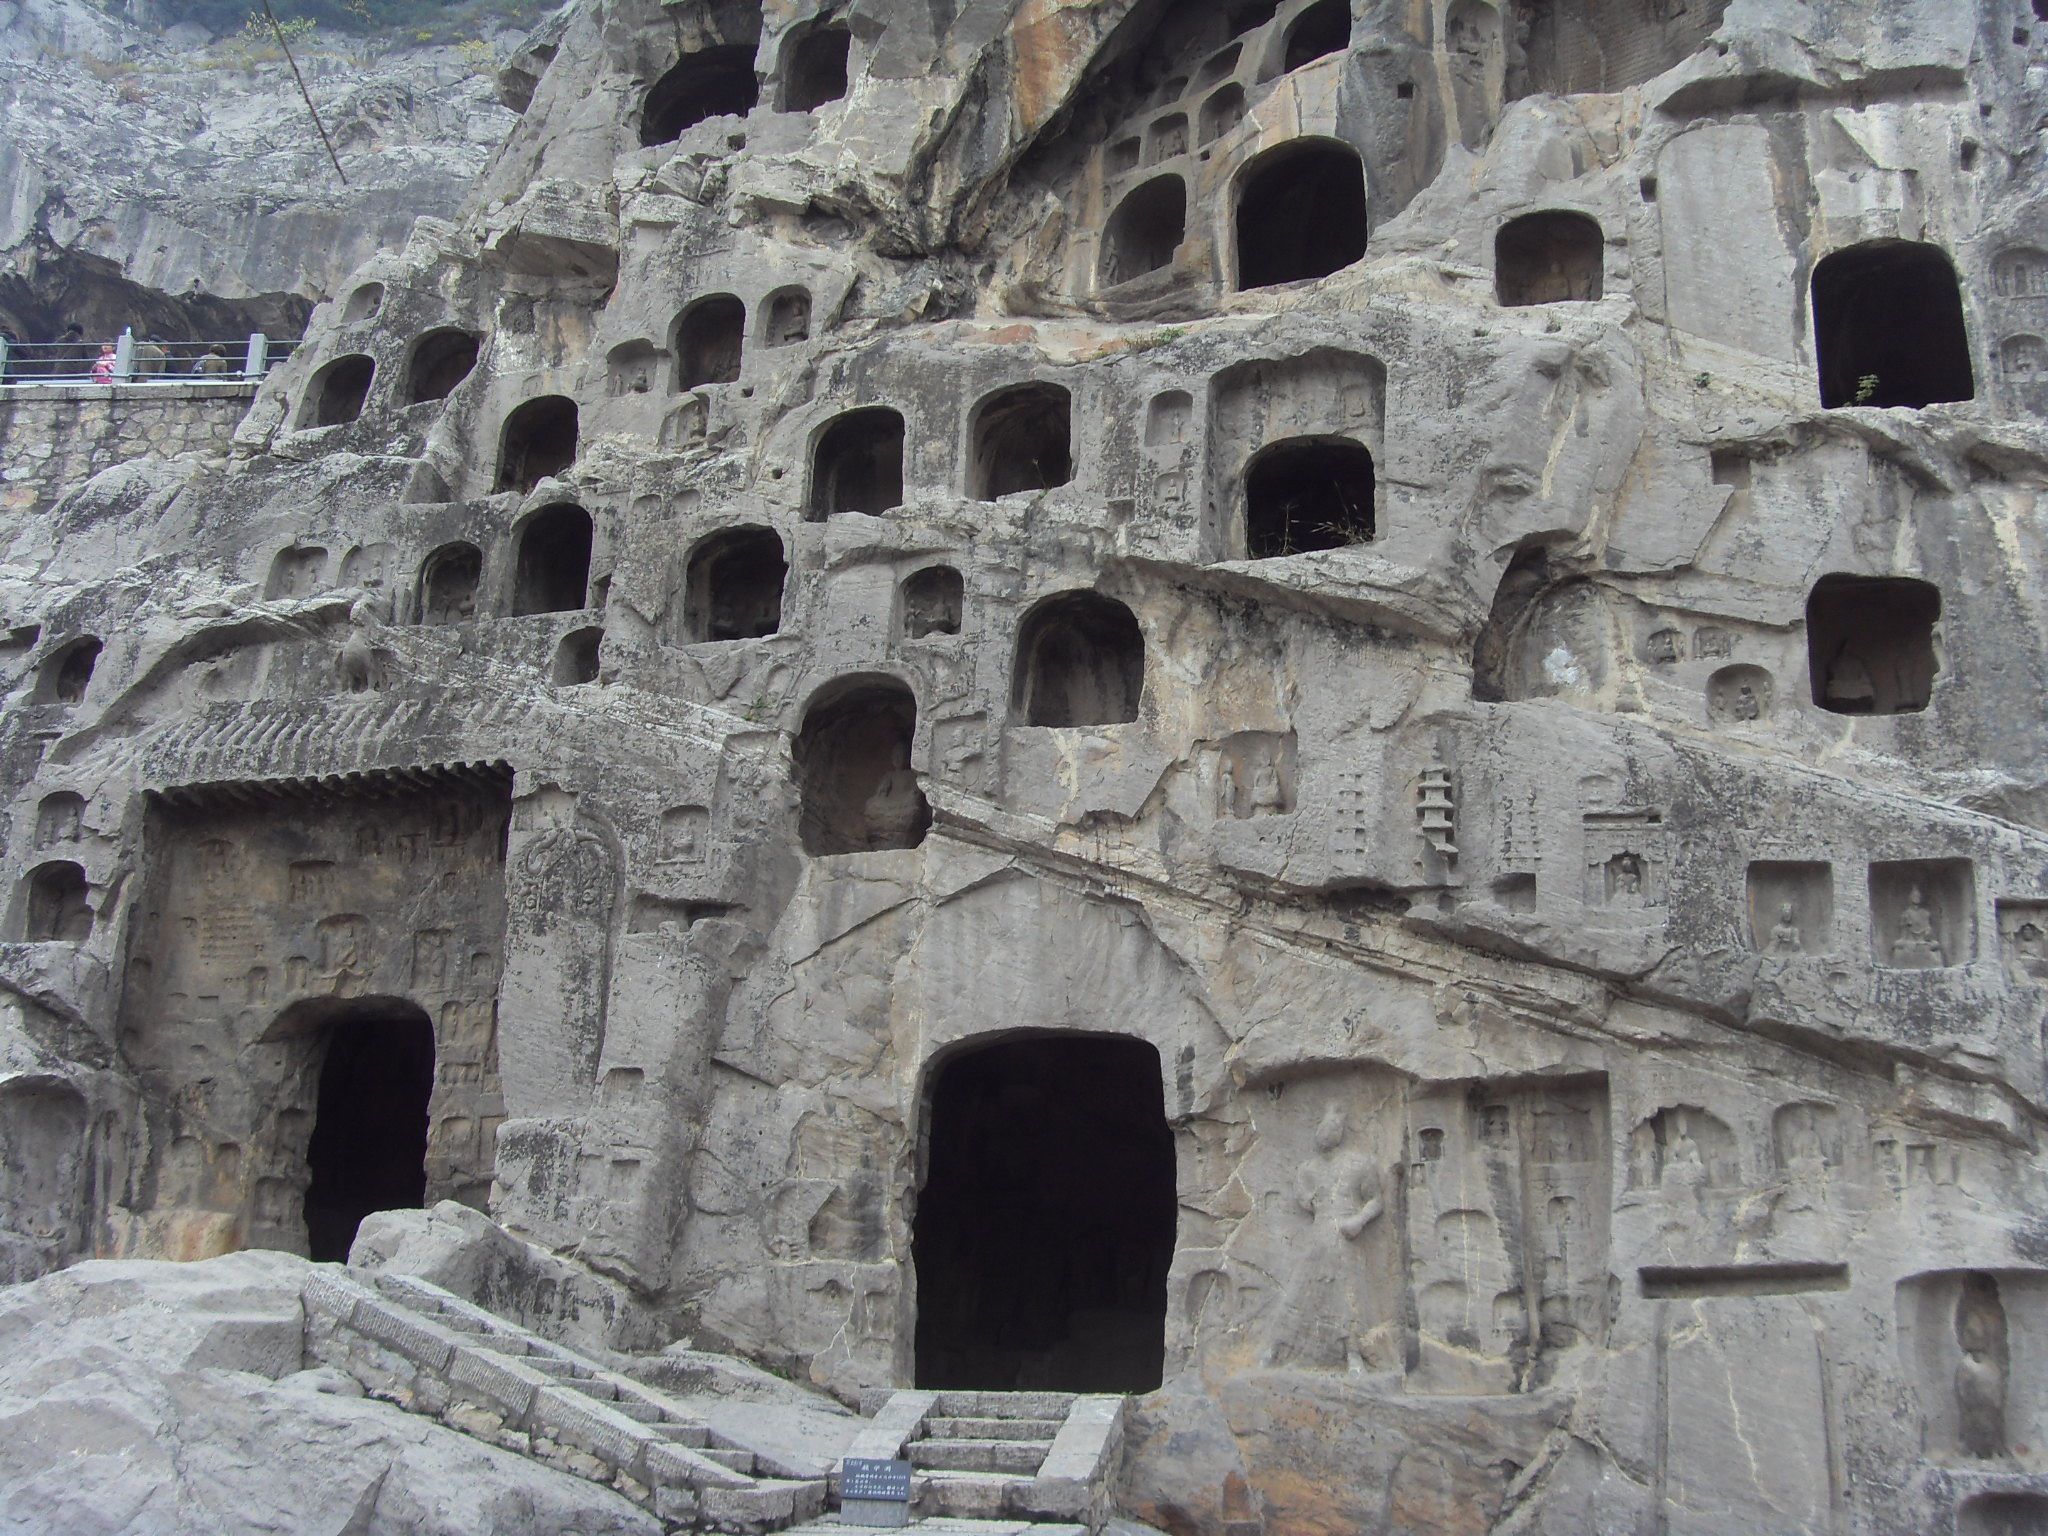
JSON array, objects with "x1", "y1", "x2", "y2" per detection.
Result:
[{"x1": 0, "y1": 329, "x2": 302, "y2": 386}]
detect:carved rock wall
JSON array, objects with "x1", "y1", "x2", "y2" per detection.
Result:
[{"x1": 4, "y1": 0, "x2": 2048, "y2": 1533}]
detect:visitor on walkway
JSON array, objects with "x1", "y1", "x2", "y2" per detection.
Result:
[
  {"x1": 90, "y1": 344, "x2": 117, "y2": 384},
  {"x1": 194, "y1": 344, "x2": 231, "y2": 375}
]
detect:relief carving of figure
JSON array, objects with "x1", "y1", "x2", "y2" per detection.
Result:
[
  {"x1": 1955, "y1": 1275, "x2": 2010, "y2": 1459},
  {"x1": 1779, "y1": 1120, "x2": 1828, "y2": 1214},
  {"x1": 1262, "y1": 1106, "x2": 1385, "y2": 1372},
  {"x1": 335, "y1": 596, "x2": 393, "y2": 694},
  {"x1": 861, "y1": 743, "x2": 926, "y2": 849},
  {"x1": 1769, "y1": 901, "x2": 1804, "y2": 956},
  {"x1": 1249, "y1": 760, "x2": 1286, "y2": 817},
  {"x1": 1892, "y1": 886, "x2": 1944, "y2": 967}
]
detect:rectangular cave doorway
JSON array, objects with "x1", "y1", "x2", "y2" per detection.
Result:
[
  {"x1": 911, "y1": 1032, "x2": 1176, "y2": 1393},
  {"x1": 302, "y1": 1001, "x2": 436, "y2": 1261}
]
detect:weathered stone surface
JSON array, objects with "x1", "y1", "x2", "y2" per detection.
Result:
[
  {"x1": 0, "y1": 1251, "x2": 661, "y2": 1534},
  {"x1": 7, "y1": 0, "x2": 2048, "y2": 1532}
]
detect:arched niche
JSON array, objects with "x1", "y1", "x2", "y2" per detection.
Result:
[
  {"x1": 1011, "y1": 591, "x2": 1145, "y2": 727},
  {"x1": 1496, "y1": 211, "x2": 1604, "y2": 305},
  {"x1": 264, "y1": 544, "x2": 329, "y2": 599},
  {"x1": 1200, "y1": 83, "x2": 1246, "y2": 144},
  {"x1": 1470, "y1": 546, "x2": 1616, "y2": 703},
  {"x1": 1235, "y1": 139, "x2": 1368, "y2": 290},
  {"x1": 20, "y1": 861, "x2": 91, "y2": 943},
  {"x1": 510, "y1": 503, "x2": 593, "y2": 616},
  {"x1": 406, "y1": 328, "x2": 481, "y2": 404},
  {"x1": 969, "y1": 383, "x2": 1073, "y2": 500},
  {"x1": 605, "y1": 339, "x2": 664, "y2": 396},
  {"x1": 1811, "y1": 241, "x2": 1974, "y2": 409},
  {"x1": 780, "y1": 22, "x2": 851, "y2": 111},
  {"x1": 343, "y1": 283, "x2": 383, "y2": 322},
  {"x1": 673, "y1": 295, "x2": 746, "y2": 390},
  {"x1": 793, "y1": 674, "x2": 929, "y2": 855},
  {"x1": 642, "y1": 44, "x2": 760, "y2": 145},
  {"x1": 1244, "y1": 436, "x2": 1374, "y2": 555},
  {"x1": 40, "y1": 638, "x2": 101, "y2": 706},
  {"x1": 418, "y1": 542, "x2": 482, "y2": 624},
  {"x1": 552, "y1": 626, "x2": 603, "y2": 686},
  {"x1": 762, "y1": 287, "x2": 812, "y2": 346},
  {"x1": 1100, "y1": 175, "x2": 1187, "y2": 289},
  {"x1": 901, "y1": 566, "x2": 964, "y2": 638},
  {"x1": 1281, "y1": 0, "x2": 1349, "y2": 71},
  {"x1": 305, "y1": 354, "x2": 374, "y2": 427},
  {"x1": 34, "y1": 792, "x2": 84, "y2": 847},
  {"x1": 682, "y1": 526, "x2": 785, "y2": 642},
  {"x1": 495, "y1": 396, "x2": 577, "y2": 494},
  {"x1": 809, "y1": 407, "x2": 906, "y2": 518}
]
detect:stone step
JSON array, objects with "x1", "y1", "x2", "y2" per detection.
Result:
[
  {"x1": 919, "y1": 1471, "x2": 1030, "y2": 1522},
  {"x1": 930, "y1": 1391, "x2": 1076, "y2": 1422},
  {"x1": 924, "y1": 1417, "x2": 1064, "y2": 1442},
  {"x1": 699, "y1": 1446, "x2": 758, "y2": 1475},
  {"x1": 604, "y1": 1396, "x2": 668, "y2": 1424},
  {"x1": 469, "y1": 1333, "x2": 532, "y2": 1357},
  {"x1": 561, "y1": 1375, "x2": 620, "y2": 1402},
  {"x1": 654, "y1": 1421, "x2": 713, "y2": 1448},
  {"x1": 909, "y1": 1439, "x2": 1051, "y2": 1476},
  {"x1": 523, "y1": 1354, "x2": 592, "y2": 1379}
]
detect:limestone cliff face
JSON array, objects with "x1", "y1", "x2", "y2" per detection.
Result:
[
  {"x1": 0, "y1": 0, "x2": 524, "y2": 338},
  {"x1": 6, "y1": 0, "x2": 2048, "y2": 1533}
]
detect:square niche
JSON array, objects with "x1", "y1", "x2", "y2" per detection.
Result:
[
  {"x1": 1746, "y1": 861, "x2": 1832, "y2": 956},
  {"x1": 1869, "y1": 858, "x2": 1975, "y2": 970}
]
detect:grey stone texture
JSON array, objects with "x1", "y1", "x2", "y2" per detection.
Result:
[
  {"x1": 4, "y1": 0, "x2": 2048, "y2": 1532},
  {"x1": 0, "y1": 383, "x2": 256, "y2": 520}
]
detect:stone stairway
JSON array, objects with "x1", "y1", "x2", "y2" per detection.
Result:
[
  {"x1": 302, "y1": 1267, "x2": 828, "y2": 1532},
  {"x1": 823, "y1": 1389, "x2": 1127, "y2": 1532}
]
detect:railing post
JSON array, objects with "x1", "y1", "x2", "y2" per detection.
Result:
[
  {"x1": 0, "y1": 334, "x2": 10, "y2": 384},
  {"x1": 114, "y1": 327, "x2": 136, "y2": 381},
  {"x1": 244, "y1": 333, "x2": 268, "y2": 379}
]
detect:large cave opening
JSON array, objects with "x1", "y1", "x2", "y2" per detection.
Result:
[
  {"x1": 913, "y1": 1033, "x2": 1175, "y2": 1393},
  {"x1": 302, "y1": 1007, "x2": 435, "y2": 1263}
]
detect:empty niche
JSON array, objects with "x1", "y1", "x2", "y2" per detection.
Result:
[
  {"x1": 970, "y1": 383, "x2": 1073, "y2": 499},
  {"x1": 1960, "y1": 1494, "x2": 2048, "y2": 1536},
  {"x1": 34, "y1": 792, "x2": 84, "y2": 846},
  {"x1": 1495, "y1": 212, "x2": 1603, "y2": 306},
  {"x1": 1235, "y1": 140, "x2": 1368, "y2": 289},
  {"x1": 40, "y1": 638, "x2": 101, "y2": 705},
  {"x1": 901, "y1": 566, "x2": 963, "y2": 638},
  {"x1": 809, "y1": 407, "x2": 906, "y2": 518},
  {"x1": 510, "y1": 503, "x2": 593, "y2": 615},
  {"x1": 1806, "y1": 574, "x2": 1940, "y2": 715},
  {"x1": 406, "y1": 328, "x2": 481, "y2": 404},
  {"x1": 1244, "y1": 437, "x2": 1374, "y2": 555},
  {"x1": 1099, "y1": 176, "x2": 1187, "y2": 288},
  {"x1": 1011, "y1": 591, "x2": 1145, "y2": 727},
  {"x1": 1146, "y1": 113, "x2": 1188, "y2": 164},
  {"x1": 682, "y1": 527, "x2": 785, "y2": 642},
  {"x1": 1198, "y1": 42, "x2": 1242, "y2": 83},
  {"x1": 1218, "y1": 731, "x2": 1296, "y2": 817},
  {"x1": 305, "y1": 354, "x2": 374, "y2": 427},
  {"x1": 1811, "y1": 241, "x2": 1974, "y2": 409},
  {"x1": 343, "y1": 283, "x2": 383, "y2": 323},
  {"x1": 781, "y1": 22, "x2": 851, "y2": 111},
  {"x1": 495, "y1": 396, "x2": 577, "y2": 494},
  {"x1": 641, "y1": 44, "x2": 760, "y2": 145},
  {"x1": 762, "y1": 287, "x2": 811, "y2": 346},
  {"x1": 1281, "y1": 0, "x2": 1349, "y2": 71},
  {"x1": 552, "y1": 626, "x2": 603, "y2": 686},
  {"x1": 418, "y1": 542, "x2": 482, "y2": 624},
  {"x1": 1106, "y1": 136, "x2": 1142, "y2": 176},
  {"x1": 20, "y1": 861, "x2": 91, "y2": 942},
  {"x1": 265, "y1": 544, "x2": 328, "y2": 599},
  {"x1": 1869, "y1": 857, "x2": 1975, "y2": 969},
  {"x1": 1146, "y1": 390, "x2": 1192, "y2": 445},
  {"x1": 1997, "y1": 899, "x2": 2048, "y2": 983},
  {"x1": 793, "y1": 675, "x2": 929, "y2": 855},
  {"x1": 1626, "y1": 1105, "x2": 1737, "y2": 1192},
  {"x1": 606, "y1": 339, "x2": 664, "y2": 396},
  {"x1": 1199, "y1": 83, "x2": 1246, "y2": 144},
  {"x1": 1746, "y1": 861, "x2": 1832, "y2": 956},
  {"x1": 673, "y1": 295, "x2": 745, "y2": 390},
  {"x1": 1706, "y1": 664, "x2": 1771, "y2": 724}
]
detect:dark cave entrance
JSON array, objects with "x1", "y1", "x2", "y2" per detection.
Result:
[
  {"x1": 303, "y1": 1007, "x2": 434, "y2": 1263},
  {"x1": 912, "y1": 1033, "x2": 1175, "y2": 1393}
]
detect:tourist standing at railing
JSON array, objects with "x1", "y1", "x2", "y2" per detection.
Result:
[
  {"x1": 135, "y1": 335, "x2": 168, "y2": 376},
  {"x1": 194, "y1": 344, "x2": 231, "y2": 376},
  {"x1": 90, "y1": 344, "x2": 117, "y2": 385}
]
